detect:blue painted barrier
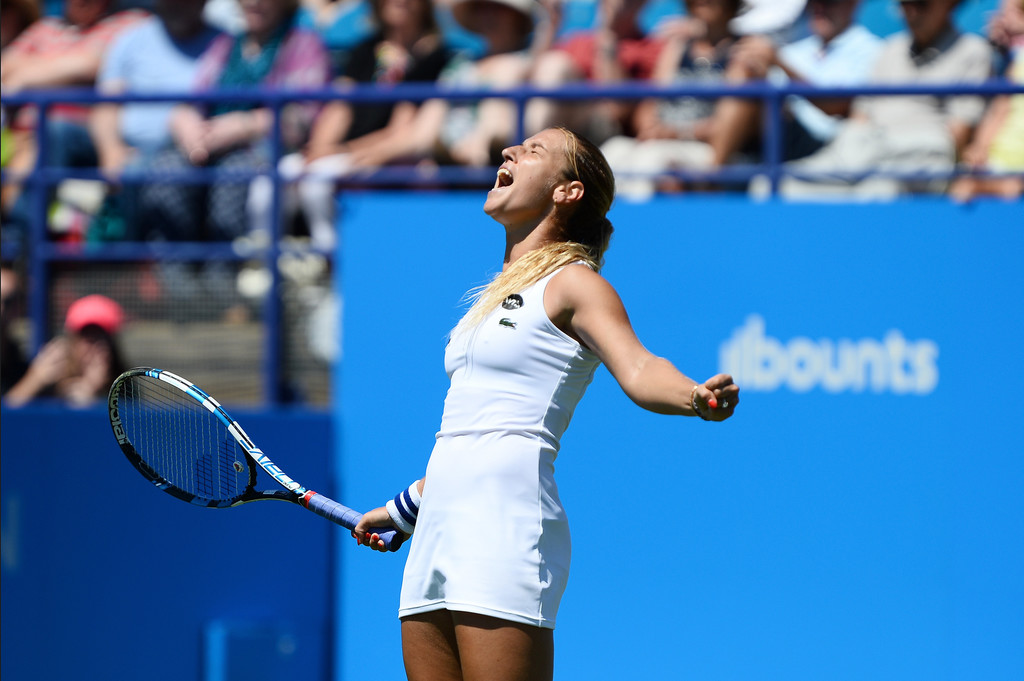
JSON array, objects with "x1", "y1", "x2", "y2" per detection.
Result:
[{"x1": 0, "y1": 406, "x2": 335, "y2": 681}]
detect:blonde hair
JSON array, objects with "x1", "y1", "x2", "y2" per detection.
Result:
[{"x1": 456, "y1": 127, "x2": 615, "y2": 331}]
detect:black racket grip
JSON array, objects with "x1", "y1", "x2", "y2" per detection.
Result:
[{"x1": 303, "y1": 491, "x2": 401, "y2": 551}]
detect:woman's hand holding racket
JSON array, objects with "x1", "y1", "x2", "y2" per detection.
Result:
[{"x1": 354, "y1": 506, "x2": 410, "y2": 552}]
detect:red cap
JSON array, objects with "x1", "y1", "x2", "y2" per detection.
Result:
[{"x1": 65, "y1": 295, "x2": 124, "y2": 335}]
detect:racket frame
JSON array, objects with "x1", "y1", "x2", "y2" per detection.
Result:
[{"x1": 108, "y1": 368, "x2": 399, "y2": 549}]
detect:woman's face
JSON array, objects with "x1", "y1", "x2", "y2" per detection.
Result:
[
  {"x1": 65, "y1": 0, "x2": 110, "y2": 28},
  {"x1": 807, "y1": 0, "x2": 858, "y2": 43},
  {"x1": 239, "y1": 0, "x2": 291, "y2": 37},
  {"x1": 484, "y1": 128, "x2": 570, "y2": 225},
  {"x1": 899, "y1": 0, "x2": 956, "y2": 47},
  {"x1": 68, "y1": 330, "x2": 111, "y2": 376},
  {"x1": 154, "y1": 0, "x2": 208, "y2": 38},
  {"x1": 471, "y1": 3, "x2": 530, "y2": 52},
  {"x1": 684, "y1": 0, "x2": 736, "y2": 27},
  {"x1": 379, "y1": 0, "x2": 428, "y2": 30}
]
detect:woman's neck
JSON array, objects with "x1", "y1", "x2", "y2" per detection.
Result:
[
  {"x1": 503, "y1": 221, "x2": 557, "y2": 269},
  {"x1": 487, "y1": 32, "x2": 525, "y2": 56},
  {"x1": 248, "y1": 11, "x2": 292, "y2": 47},
  {"x1": 386, "y1": 23, "x2": 424, "y2": 51},
  {"x1": 703, "y1": 21, "x2": 733, "y2": 46},
  {"x1": 247, "y1": 29, "x2": 275, "y2": 48}
]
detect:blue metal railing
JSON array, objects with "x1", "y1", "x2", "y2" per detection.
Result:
[{"x1": 2, "y1": 80, "x2": 1022, "y2": 403}]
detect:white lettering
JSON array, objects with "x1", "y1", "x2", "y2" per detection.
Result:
[{"x1": 719, "y1": 315, "x2": 939, "y2": 395}]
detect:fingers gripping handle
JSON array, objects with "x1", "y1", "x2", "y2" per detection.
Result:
[{"x1": 303, "y1": 492, "x2": 400, "y2": 551}]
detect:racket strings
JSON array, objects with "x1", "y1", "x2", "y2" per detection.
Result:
[{"x1": 117, "y1": 375, "x2": 250, "y2": 503}]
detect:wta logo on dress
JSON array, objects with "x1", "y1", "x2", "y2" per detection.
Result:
[{"x1": 718, "y1": 315, "x2": 939, "y2": 395}]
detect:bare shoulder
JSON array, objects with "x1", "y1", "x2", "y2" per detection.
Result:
[
  {"x1": 548, "y1": 263, "x2": 620, "y2": 307},
  {"x1": 547, "y1": 264, "x2": 642, "y2": 361},
  {"x1": 546, "y1": 264, "x2": 629, "y2": 335}
]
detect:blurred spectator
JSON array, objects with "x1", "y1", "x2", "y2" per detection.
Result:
[
  {"x1": 1, "y1": 0, "x2": 147, "y2": 243},
  {"x1": 949, "y1": 0, "x2": 1024, "y2": 202},
  {"x1": 261, "y1": 0, "x2": 453, "y2": 250},
  {"x1": 88, "y1": 0, "x2": 223, "y2": 240},
  {"x1": 296, "y1": 0, "x2": 375, "y2": 73},
  {"x1": 1, "y1": 264, "x2": 30, "y2": 395},
  {"x1": 1, "y1": 0, "x2": 42, "y2": 227},
  {"x1": 778, "y1": 0, "x2": 993, "y2": 199},
  {"x1": 526, "y1": 0, "x2": 666, "y2": 145},
  {"x1": 598, "y1": 0, "x2": 743, "y2": 200},
  {"x1": 137, "y1": 0, "x2": 330, "y2": 243},
  {"x1": 3, "y1": 293, "x2": 128, "y2": 408},
  {"x1": 1, "y1": 0, "x2": 146, "y2": 94},
  {"x1": 368, "y1": 0, "x2": 541, "y2": 169},
  {"x1": 436, "y1": 0, "x2": 543, "y2": 166},
  {"x1": 718, "y1": 0, "x2": 883, "y2": 165},
  {"x1": 989, "y1": 0, "x2": 1024, "y2": 57}
]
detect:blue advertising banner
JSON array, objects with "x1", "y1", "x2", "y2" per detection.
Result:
[{"x1": 336, "y1": 194, "x2": 1023, "y2": 681}]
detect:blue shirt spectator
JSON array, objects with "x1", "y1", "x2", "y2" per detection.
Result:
[
  {"x1": 88, "y1": 0, "x2": 221, "y2": 240},
  {"x1": 96, "y1": 9, "x2": 222, "y2": 155},
  {"x1": 773, "y1": 14, "x2": 882, "y2": 146},
  {"x1": 720, "y1": 0, "x2": 883, "y2": 164}
]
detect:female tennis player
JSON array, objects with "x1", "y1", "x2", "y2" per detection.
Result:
[{"x1": 354, "y1": 126, "x2": 739, "y2": 681}]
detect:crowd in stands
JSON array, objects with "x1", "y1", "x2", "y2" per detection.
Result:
[
  {"x1": 1, "y1": 0, "x2": 1021, "y2": 408},
  {"x1": 1, "y1": 0, "x2": 1021, "y2": 251},
  {"x1": 777, "y1": 0, "x2": 995, "y2": 198}
]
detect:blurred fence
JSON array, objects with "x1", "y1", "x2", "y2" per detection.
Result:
[{"x1": 1, "y1": 80, "x2": 1021, "y2": 406}]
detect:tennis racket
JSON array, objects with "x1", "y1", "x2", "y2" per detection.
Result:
[{"x1": 107, "y1": 367, "x2": 399, "y2": 551}]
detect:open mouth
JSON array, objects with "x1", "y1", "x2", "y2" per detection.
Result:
[{"x1": 495, "y1": 167, "x2": 513, "y2": 189}]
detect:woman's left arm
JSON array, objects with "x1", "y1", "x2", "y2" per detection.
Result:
[{"x1": 549, "y1": 265, "x2": 738, "y2": 421}]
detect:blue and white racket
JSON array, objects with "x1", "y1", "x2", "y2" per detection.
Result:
[{"x1": 107, "y1": 367, "x2": 399, "y2": 551}]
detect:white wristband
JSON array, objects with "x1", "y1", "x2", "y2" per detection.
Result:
[{"x1": 385, "y1": 481, "x2": 421, "y2": 535}]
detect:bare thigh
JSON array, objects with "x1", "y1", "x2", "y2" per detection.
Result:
[
  {"x1": 402, "y1": 610, "x2": 462, "y2": 681},
  {"x1": 402, "y1": 610, "x2": 554, "y2": 681}
]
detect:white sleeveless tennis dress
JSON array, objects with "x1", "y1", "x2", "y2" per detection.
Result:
[{"x1": 398, "y1": 265, "x2": 601, "y2": 629}]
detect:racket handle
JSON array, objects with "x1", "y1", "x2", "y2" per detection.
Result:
[{"x1": 302, "y1": 491, "x2": 401, "y2": 552}]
